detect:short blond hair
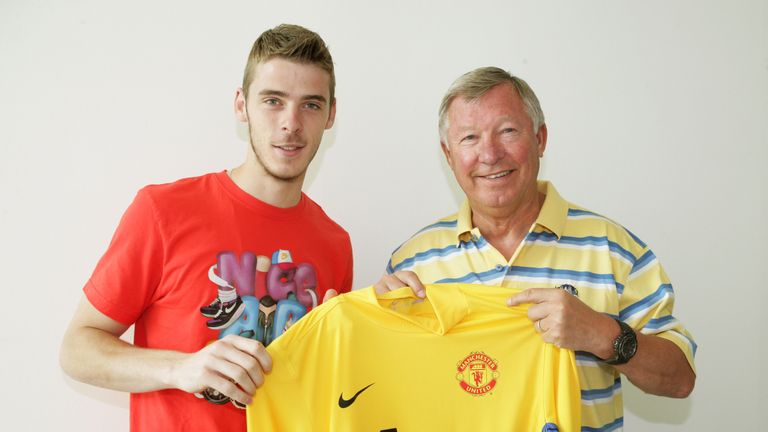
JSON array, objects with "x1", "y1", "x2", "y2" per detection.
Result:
[
  {"x1": 242, "y1": 24, "x2": 335, "y2": 102},
  {"x1": 438, "y1": 67, "x2": 544, "y2": 140}
]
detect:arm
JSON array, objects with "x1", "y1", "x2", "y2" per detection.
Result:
[
  {"x1": 59, "y1": 295, "x2": 272, "y2": 405},
  {"x1": 508, "y1": 288, "x2": 695, "y2": 398}
]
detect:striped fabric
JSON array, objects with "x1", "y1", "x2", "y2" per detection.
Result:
[{"x1": 387, "y1": 181, "x2": 696, "y2": 432}]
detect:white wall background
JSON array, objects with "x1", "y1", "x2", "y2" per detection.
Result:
[{"x1": 1, "y1": 0, "x2": 766, "y2": 430}]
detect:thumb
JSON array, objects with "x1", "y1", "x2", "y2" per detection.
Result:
[{"x1": 322, "y1": 288, "x2": 339, "y2": 304}]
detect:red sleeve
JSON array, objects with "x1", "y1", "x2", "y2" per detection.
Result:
[
  {"x1": 339, "y1": 236, "x2": 354, "y2": 294},
  {"x1": 84, "y1": 188, "x2": 165, "y2": 326}
]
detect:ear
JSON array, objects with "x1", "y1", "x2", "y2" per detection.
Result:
[
  {"x1": 325, "y1": 99, "x2": 337, "y2": 129},
  {"x1": 441, "y1": 140, "x2": 454, "y2": 168},
  {"x1": 234, "y1": 87, "x2": 248, "y2": 122},
  {"x1": 535, "y1": 123, "x2": 548, "y2": 157}
]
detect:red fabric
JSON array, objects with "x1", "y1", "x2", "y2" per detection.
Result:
[{"x1": 84, "y1": 171, "x2": 353, "y2": 431}]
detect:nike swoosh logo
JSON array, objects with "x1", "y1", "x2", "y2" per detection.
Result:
[
  {"x1": 224, "y1": 302, "x2": 237, "y2": 313},
  {"x1": 338, "y1": 383, "x2": 374, "y2": 408}
]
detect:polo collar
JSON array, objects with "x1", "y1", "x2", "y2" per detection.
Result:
[{"x1": 453, "y1": 180, "x2": 569, "y2": 244}]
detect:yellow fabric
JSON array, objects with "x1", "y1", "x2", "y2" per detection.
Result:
[
  {"x1": 387, "y1": 181, "x2": 697, "y2": 431},
  {"x1": 247, "y1": 283, "x2": 581, "y2": 431}
]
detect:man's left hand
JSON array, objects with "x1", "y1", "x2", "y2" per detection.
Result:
[{"x1": 507, "y1": 288, "x2": 616, "y2": 358}]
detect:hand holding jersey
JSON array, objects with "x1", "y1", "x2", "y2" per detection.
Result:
[
  {"x1": 170, "y1": 335, "x2": 272, "y2": 406},
  {"x1": 378, "y1": 274, "x2": 613, "y2": 357},
  {"x1": 507, "y1": 287, "x2": 618, "y2": 357}
]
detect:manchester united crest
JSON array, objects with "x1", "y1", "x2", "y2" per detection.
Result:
[{"x1": 456, "y1": 351, "x2": 499, "y2": 396}]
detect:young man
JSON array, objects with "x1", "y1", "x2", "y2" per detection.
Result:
[{"x1": 59, "y1": 24, "x2": 353, "y2": 431}]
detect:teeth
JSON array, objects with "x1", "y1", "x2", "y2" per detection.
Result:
[{"x1": 486, "y1": 171, "x2": 511, "y2": 179}]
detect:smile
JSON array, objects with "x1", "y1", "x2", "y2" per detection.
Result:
[{"x1": 483, "y1": 170, "x2": 512, "y2": 180}]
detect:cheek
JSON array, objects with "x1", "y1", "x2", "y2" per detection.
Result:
[{"x1": 452, "y1": 150, "x2": 478, "y2": 173}]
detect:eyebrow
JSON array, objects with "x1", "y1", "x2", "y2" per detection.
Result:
[{"x1": 258, "y1": 89, "x2": 328, "y2": 103}]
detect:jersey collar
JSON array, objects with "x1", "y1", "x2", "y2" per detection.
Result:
[{"x1": 363, "y1": 285, "x2": 469, "y2": 335}]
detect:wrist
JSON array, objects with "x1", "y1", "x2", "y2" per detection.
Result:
[
  {"x1": 602, "y1": 318, "x2": 638, "y2": 365},
  {"x1": 162, "y1": 351, "x2": 189, "y2": 391}
]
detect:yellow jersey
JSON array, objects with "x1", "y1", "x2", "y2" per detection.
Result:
[{"x1": 247, "y1": 283, "x2": 581, "y2": 431}]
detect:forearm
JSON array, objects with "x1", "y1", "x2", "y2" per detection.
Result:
[
  {"x1": 60, "y1": 325, "x2": 187, "y2": 393},
  {"x1": 613, "y1": 333, "x2": 695, "y2": 398},
  {"x1": 583, "y1": 315, "x2": 695, "y2": 398}
]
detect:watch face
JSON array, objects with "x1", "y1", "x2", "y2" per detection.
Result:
[
  {"x1": 617, "y1": 335, "x2": 638, "y2": 359},
  {"x1": 610, "y1": 320, "x2": 637, "y2": 364}
]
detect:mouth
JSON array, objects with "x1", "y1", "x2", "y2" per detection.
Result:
[
  {"x1": 480, "y1": 170, "x2": 513, "y2": 180},
  {"x1": 273, "y1": 143, "x2": 305, "y2": 156}
]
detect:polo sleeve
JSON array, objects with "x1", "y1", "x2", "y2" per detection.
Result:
[{"x1": 618, "y1": 247, "x2": 697, "y2": 372}]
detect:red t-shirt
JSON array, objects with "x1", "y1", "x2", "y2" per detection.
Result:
[{"x1": 84, "y1": 171, "x2": 353, "y2": 431}]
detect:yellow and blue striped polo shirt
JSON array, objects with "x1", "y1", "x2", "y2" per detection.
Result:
[{"x1": 386, "y1": 181, "x2": 696, "y2": 432}]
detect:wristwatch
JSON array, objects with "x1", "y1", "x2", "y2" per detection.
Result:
[{"x1": 604, "y1": 319, "x2": 637, "y2": 365}]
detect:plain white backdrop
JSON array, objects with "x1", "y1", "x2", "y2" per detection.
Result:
[{"x1": 1, "y1": 0, "x2": 766, "y2": 430}]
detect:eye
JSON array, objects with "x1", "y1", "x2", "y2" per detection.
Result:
[
  {"x1": 304, "y1": 102, "x2": 322, "y2": 110},
  {"x1": 264, "y1": 98, "x2": 281, "y2": 106},
  {"x1": 502, "y1": 128, "x2": 517, "y2": 134},
  {"x1": 460, "y1": 134, "x2": 478, "y2": 143}
]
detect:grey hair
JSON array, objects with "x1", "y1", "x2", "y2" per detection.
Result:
[{"x1": 438, "y1": 66, "x2": 545, "y2": 141}]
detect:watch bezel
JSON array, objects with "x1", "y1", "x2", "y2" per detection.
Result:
[{"x1": 604, "y1": 319, "x2": 637, "y2": 365}]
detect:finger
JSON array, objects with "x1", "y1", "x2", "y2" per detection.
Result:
[
  {"x1": 206, "y1": 354, "x2": 259, "y2": 395},
  {"x1": 506, "y1": 287, "x2": 553, "y2": 306},
  {"x1": 396, "y1": 271, "x2": 426, "y2": 298},
  {"x1": 229, "y1": 336, "x2": 273, "y2": 374},
  {"x1": 373, "y1": 274, "x2": 408, "y2": 294},
  {"x1": 207, "y1": 374, "x2": 253, "y2": 406},
  {"x1": 525, "y1": 303, "x2": 551, "y2": 322},
  {"x1": 322, "y1": 288, "x2": 338, "y2": 303}
]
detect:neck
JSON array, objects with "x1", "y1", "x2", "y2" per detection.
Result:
[
  {"x1": 471, "y1": 188, "x2": 545, "y2": 261},
  {"x1": 228, "y1": 163, "x2": 304, "y2": 208}
]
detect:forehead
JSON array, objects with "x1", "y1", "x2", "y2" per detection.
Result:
[
  {"x1": 247, "y1": 57, "x2": 331, "y2": 99},
  {"x1": 447, "y1": 83, "x2": 529, "y2": 130}
]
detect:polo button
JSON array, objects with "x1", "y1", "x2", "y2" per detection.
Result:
[{"x1": 495, "y1": 265, "x2": 504, "y2": 271}]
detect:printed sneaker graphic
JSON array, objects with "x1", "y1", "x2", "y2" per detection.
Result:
[
  {"x1": 206, "y1": 297, "x2": 246, "y2": 330},
  {"x1": 200, "y1": 297, "x2": 222, "y2": 317},
  {"x1": 338, "y1": 383, "x2": 374, "y2": 408}
]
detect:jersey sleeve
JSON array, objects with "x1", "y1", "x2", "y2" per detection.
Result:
[
  {"x1": 246, "y1": 344, "x2": 311, "y2": 431},
  {"x1": 619, "y1": 247, "x2": 697, "y2": 371},
  {"x1": 247, "y1": 302, "x2": 328, "y2": 431},
  {"x1": 83, "y1": 188, "x2": 165, "y2": 326}
]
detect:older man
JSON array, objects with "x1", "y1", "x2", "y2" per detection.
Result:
[{"x1": 378, "y1": 67, "x2": 696, "y2": 431}]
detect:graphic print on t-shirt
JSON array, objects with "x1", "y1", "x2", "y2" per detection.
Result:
[{"x1": 196, "y1": 248, "x2": 318, "y2": 408}]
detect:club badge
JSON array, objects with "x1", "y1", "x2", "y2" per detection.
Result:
[{"x1": 456, "y1": 351, "x2": 499, "y2": 396}]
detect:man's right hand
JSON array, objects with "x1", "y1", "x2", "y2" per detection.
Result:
[
  {"x1": 170, "y1": 334, "x2": 271, "y2": 406},
  {"x1": 60, "y1": 296, "x2": 273, "y2": 406},
  {"x1": 374, "y1": 270, "x2": 426, "y2": 298}
]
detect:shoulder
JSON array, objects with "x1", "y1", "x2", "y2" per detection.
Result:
[
  {"x1": 140, "y1": 172, "x2": 219, "y2": 202},
  {"x1": 388, "y1": 212, "x2": 460, "y2": 271},
  {"x1": 561, "y1": 201, "x2": 650, "y2": 259},
  {"x1": 301, "y1": 194, "x2": 351, "y2": 241}
]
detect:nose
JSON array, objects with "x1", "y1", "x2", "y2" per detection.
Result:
[
  {"x1": 281, "y1": 106, "x2": 302, "y2": 134},
  {"x1": 477, "y1": 135, "x2": 503, "y2": 165}
]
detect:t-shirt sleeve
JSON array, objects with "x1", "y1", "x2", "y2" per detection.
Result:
[
  {"x1": 339, "y1": 236, "x2": 353, "y2": 293},
  {"x1": 618, "y1": 247, "x2": 697, "y2": 372},
  {"x1": 84, "y1": 188, "x2": 165, "y2": 326}
]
